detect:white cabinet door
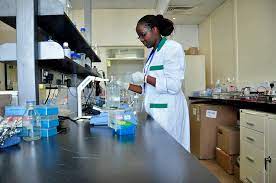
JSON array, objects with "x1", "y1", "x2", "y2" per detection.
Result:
[
  {"x1": 183, "y1": 55, "x2": 206, "y2": 97},
  {"x1": 266, "y1": 117, "x2": 276, "y2": 183}
]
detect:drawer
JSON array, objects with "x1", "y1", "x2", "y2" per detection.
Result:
[
  {"x1": 240, "y1": 161, "x2": 265, "y2": 183},
  {"x1": 241, "y1": 141, "x2": 265, "y2": 173},
  {"x1": 240, "y1": 111, "x2": 265, "y2": 133},
  {"x1": 241, "y1": 127, "x2": 264, "y2": 150}
]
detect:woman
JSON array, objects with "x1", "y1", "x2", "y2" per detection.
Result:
[{"x1": 118, "y1": 15, "x2": 190, "y2": 152}]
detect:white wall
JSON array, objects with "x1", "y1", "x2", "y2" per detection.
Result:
[
  {"x1": 172, "y1": 25, "x2": 199, "y2": 50},
  {"x1": 72, "y1": 9, "x2": 199, "y2": 79},
  {"x1": 199, "y1": 0, "x2": 276, "y2": 87},
  {"x1": 237, "y1": 0, "x2": 275, "y2": 84},
  {"x1": 72, "y1": 9, "x2": 155, "y2": 46},
  {"x1": 199, "y1": 18, "x2": 212, "y2": 86},
  {"x1": 210, "y1": 0, "x2": 235, "y2": 84}
]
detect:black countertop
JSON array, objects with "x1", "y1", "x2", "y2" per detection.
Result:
[
  {"x1": 0, "y1": 114, "x2": 218, "y2": 183},
  {"x1": 189, "y1": 96, "x2": 276, "y2": 113}
]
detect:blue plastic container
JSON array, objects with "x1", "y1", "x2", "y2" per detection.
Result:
[
  {"x1": 5, "y1": 106, "x2": 25, "y2": 116},
  {"x1": 41, "y1": 119, "x2": 59, "y2": 128},
  {"x1": 36, "y1": 105, "x2": 59, "y2": 116},
  {"x1": 0, "y1": 136, "x2": 21, "y2": 148},
  {"x1": 90, "y1": 112, "x2": 108, "y2": 125},
  {"x1": 113, "y1": 124, "x2": 136, "y2": 136},
  {"x1": 5, "y1": 105, "x2": 59, "y2": 116},
  {"x1": 41, "y1": 127, "x2": 57, "y2": 137}
]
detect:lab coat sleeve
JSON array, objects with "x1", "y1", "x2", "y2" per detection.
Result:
[{"x1": 155, "y1": 44, "x2": 185, "y2": 95}]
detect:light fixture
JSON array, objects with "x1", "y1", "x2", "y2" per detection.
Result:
[{"x1": 173, "y1": 17, "x2": 176, "y2": 20}]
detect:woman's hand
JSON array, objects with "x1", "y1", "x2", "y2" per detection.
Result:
[{"x1": 131, "y1": 72, "x2": 145, "y2": 83}]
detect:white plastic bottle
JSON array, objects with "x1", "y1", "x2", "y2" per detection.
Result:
[{"x1": 63, "y1": 42, "x2": 71, "y2": 59}]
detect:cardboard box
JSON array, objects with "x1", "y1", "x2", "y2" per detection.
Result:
[
  {"x1": 216, "y1": 147, "x2": 238, "y2": 174},
  {"x1": 0, "y1": 94, "x2": 12, "y2": 116},
  {"x1": 186, "y1": 47, "x2": 199, "y2": 55},
  {"x1": 190, "y1": 104, "x2": 237, "y2": 159},
  {"x1": 217, "y1": 125, "x2": 240, "y2": 155}
]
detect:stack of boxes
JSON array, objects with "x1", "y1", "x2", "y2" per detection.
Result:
[
  {"x1": 4, "y1": 105, "x2": 59, "y2": 138},
  {"x1": 189, "y1": 104, "x2": 237, "y2": 159},
  {"x1": 216, "y1": 125, "x2": 240, "y2": 175},
  {"x1": 36, "y1": 106, "x2": 59, "y2": 137}
]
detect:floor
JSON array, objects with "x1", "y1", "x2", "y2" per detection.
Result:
[{"x1": 199, "y1": 160, "x2": 241, "y2": 183}]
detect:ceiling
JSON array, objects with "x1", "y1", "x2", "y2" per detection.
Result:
[
  {"x1": 165, "y1": 0, "x2": 226, "y2": 24},
  {"x1": 71, "y1": 0, "x2": 158, "y2": 9},
  {"x1": 71, "y1": 0, "x2": 226, "y2": 24}
]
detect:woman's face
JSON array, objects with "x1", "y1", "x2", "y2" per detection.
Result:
[{"x1": 136, "y1": 23, "x2": 157, "y2": 48}]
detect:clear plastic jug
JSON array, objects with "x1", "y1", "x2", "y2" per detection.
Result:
[
  {"x1": 22, "y1": 101, "x2": 41, "y2": 141},
  {"x1": 106, "y1": 76, "x2": 120, "y2": 109}
]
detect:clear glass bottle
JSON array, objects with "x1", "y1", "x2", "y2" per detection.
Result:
[
  {"x1": 22, "y1": 101, "x2": 41, "y2": 141},
  {"x1": 106, "y1": 76, "x2": 120, "y2": 109}
]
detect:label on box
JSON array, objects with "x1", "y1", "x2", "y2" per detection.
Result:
[
  {"x1": 206, "y1": 110, "x2": 217, "y2": 119},
  {"x1": 192, "y1": 108, "x2": 197, "y2": 116},
  {"x1": 196, "y1": 106, "x2": 200, "y2": 121}
]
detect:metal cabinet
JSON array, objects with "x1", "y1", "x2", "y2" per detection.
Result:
[
  {"x1": 240, "y1": 109, "x2": 276, "y2": 183},
  {"x1": 265, "y1": 116, "x2": 276, "y2": 183}
]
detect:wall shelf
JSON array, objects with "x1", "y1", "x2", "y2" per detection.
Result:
[
  {"x1": 39, "y1": 57, "x2": 96, "y2": 78},
  {"x1": 0, "y1": 0, "x2": 101, "y2": 62}
]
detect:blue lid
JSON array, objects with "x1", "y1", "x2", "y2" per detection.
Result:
[
  {"x1": 80, "y1": 27, "x2": 86, "y2": 32},
  {"x1": 36, "y1": 105, "x2": 59, "y2": 116},
  {"x1": 5, "y1": 106, "x2": 26, "y2": 116}
]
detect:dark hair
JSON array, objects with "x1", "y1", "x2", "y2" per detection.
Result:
[{"x1": 137, "y1": 14, "x2": 174, "y2": 36}]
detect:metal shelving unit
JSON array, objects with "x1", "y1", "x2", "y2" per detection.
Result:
[{"x1": 0, "y1": 0, "x2": 100, "y2": 104}]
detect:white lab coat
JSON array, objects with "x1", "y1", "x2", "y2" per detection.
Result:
[{"x1": 143, "y1": 38, "x2": 190, "y2": 152}]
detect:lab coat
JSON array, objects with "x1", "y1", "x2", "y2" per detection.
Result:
[{"x1": 143, "y1": 38, "x2": 190, "y2": 152}]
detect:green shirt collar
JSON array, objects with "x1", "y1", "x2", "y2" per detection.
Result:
[{"x1": 157, "y1": 37, "x2": 167, "y2": 52}]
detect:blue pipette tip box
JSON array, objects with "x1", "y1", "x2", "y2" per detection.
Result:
[
  {"x1": 36, "y1": 105, "x2": 59, "y2": 116},
  {"x1": 41, "y1": 127, "x2": 57, "y2": 137},
  {"x1": 41, "y1": 119, "x2": 59, "y2": 128},
  {"x1": 113, "y1": 124, "x2": 136, "y2": 136}
]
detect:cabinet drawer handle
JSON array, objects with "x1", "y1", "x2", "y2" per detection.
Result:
[
  {"x1": 246, "y1": 122, "x2": 255, "y2": 126},
  {"x1": 246, "y1": 156, "x2": 255, "y2": 163},
  {"x1": 246, "y1": 136, "x2": 255, "y2": 142},
  {"x1": 245, "y1": 177, "x2": 254, "y2": 183}
]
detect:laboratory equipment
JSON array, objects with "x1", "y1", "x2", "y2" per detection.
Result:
[
  {"x1": 63, "y1": 42, "x2": 71, "y2": 58},
  {"x1": 21, "y1": 101, "x2": 41, "y2": 141},
  {"x1": 106, "y1": 76, "x2": 120, "y2": 109},
  {"x1": 108, "y1": 107, "x2": 137, "y2": 135},
  {"x1": 76, "y1": 76, "x2": 109, "y2": 119},
  {"x1": 90, "y1": 111, "x2": 108, "y2": 125}
]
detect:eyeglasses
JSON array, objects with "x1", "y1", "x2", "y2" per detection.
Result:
[{"x1": 137, "y1": 28, "x2": 152, "y2": 40}]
